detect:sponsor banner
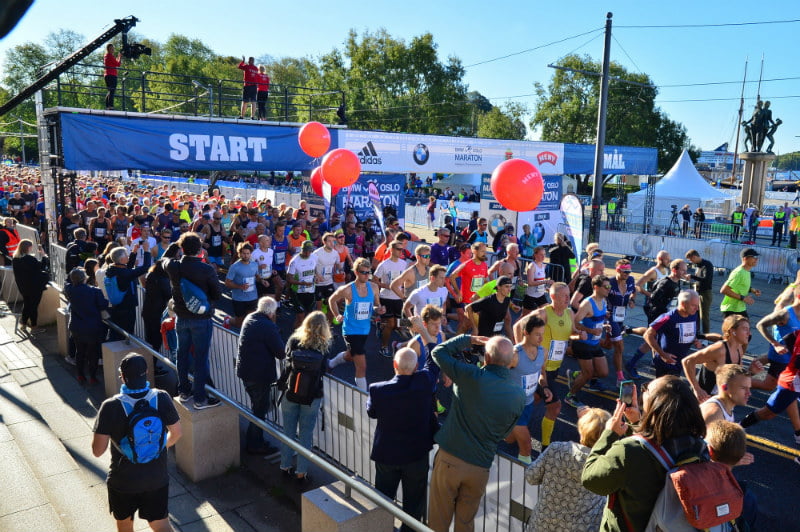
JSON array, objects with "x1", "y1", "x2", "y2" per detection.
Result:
[
  {"x1": 560, "y1": 193, "x2": 585, "y2": 261},
  {"x1": 60, "y1": 113, "x2": 328, "y2": 171},
  {"x1": 517, "y1": 210, "x2": 562, "y2": 249},
  {"x1": 563, "y1": 143, "x2": 657, "y2": 175},
  {"x1": 301, "y1": 173, "x2": 406, "y2": 225},
  {"x1": 339, "y1": 130, "x2": 564, "y2": 175}
]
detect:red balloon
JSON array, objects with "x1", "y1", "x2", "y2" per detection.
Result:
[
  {"x1": 298, "y1": 121, "x2": 331, "y2": 158},
  {"x1": 490, "y1": 158, "x2": 544, "y2": 212},
  {"x1": 310, "y1": 167, "x2": 340, "y2": 197},
  {"x1": 321, "y1": 149, "x2": 361, "y2": 188}
]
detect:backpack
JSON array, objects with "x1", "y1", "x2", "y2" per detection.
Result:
[
  {"x1": 180, "y1": 277, "x2": 209, "y2": 315},
  {"x1": 65, "y1": 240, "x2": 85, "y2": 273},
  {"x1": 104, "y1": 271, "x2": 127, "y2": 306},
  {"x1": 280, "y1": 348, "x2": 326, "y2": 406},
  {"x1": 636, "y1": 435, "x2": 743, "y2": 532},
  {"x1": 113, "y1": 389, "x2": 167, "y2": 464}
]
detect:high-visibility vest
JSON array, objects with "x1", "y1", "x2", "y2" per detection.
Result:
[
  {"x1": 607, "y1": 201, "x2": 617, "y2": 214},
  {"x1": 774, "y1": 210, "x2": 786, "y2": 222},
  {"x1": 732, "y1": 211, "x2": 743, "y2": 225},
  {"x1": 0, "y1": 228, "x2": 20, "y2": 256},
  {"x1": 790, "y1": 214, "x2": 800, "y2": 232}
]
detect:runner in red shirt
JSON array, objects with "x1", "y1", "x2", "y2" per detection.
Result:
[
  {"x1": 448, "y1": 242, "x2": 489, "y2": 332},
  {"x1": 103, "y1": 43, "x2": 122, "y2": 110},
  {"x1": 238, "y1": 56, "x2": 259, "y2": 119}
]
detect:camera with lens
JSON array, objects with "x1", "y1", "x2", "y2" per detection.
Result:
[
  {"x1": 670, "y1": 204, "x2": 678, "y2": 213},
  {"x1": 121, "y1": 32, "x2": 151, "y2": 60}
]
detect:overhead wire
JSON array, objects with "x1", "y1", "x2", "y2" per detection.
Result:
[
  {"x1": 464, "y1": 27, "x2": 603, "y2": 68},
  {"x1": 615, "y1": 18, "x2": 800, "y2": 29}
]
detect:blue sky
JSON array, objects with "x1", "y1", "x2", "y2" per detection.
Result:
[{"x1": 2, "y1": 0, "x2": 799, "y2": 155}]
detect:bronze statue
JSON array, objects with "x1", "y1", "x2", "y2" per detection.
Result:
[
  {"x1": 742, "y1": 99, "x2": 780, "y2": 152},
  {"x1": 765, "y1": 117, "x2": 782, "y2": 154}
]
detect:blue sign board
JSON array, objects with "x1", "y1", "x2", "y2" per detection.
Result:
[{"x1": 563, "y1": 144, "x2": 658, "y2": 175}]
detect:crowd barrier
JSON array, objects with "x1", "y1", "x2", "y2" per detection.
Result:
[
  {"x1": 40, "y1": 241, "x2": 537, "y2": 531},
  {"x1": 599, "y1": 230, "x2": 798, "y2": 281},
  {"x1": 126, "y1": 175, "x2": 302, "y2": 206}
]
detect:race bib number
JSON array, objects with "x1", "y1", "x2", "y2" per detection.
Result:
[
  {"x1": 95, "y1": 227, "x2": 106, "y2": 237},
  {"x1": 548, "y1": 340, "x2": 567, "y2": 362},
  {"x1": 321, "y1": 265, "x2": 332, "y2": 278},
  {"x1": 677, "y1": 321, "x2": 696, "y2": 344},
  {"x1": 426, "y1": 297, "x2": 442, "y2": 309},
  {"x1": 244, "y1": 276, "x2": 255, "y2": 292},
  {"x1": 299, "y1": 270, "x2": 314, "y2": 293},
  {"x1": 275, "y1": 251, "x2": 286, "y2": 264},
  {"x1": 493, "y1": 321, "x2": 504, "y2": 333},
  {"x1": 355, "y1": 302, "x2": 371, "y2": 321},
  {"x1": 470, "y1": 276, "x2": 485, "y2": 291},
  {"x1": 613, "y1": 306, "x2": 626, "y2": 323},
  {"x1": 212, "y1": 235, "x2": 222, "y2": 246},
  {"x1": 522, "y1": 372, "x2": 540, "y2": 398},
  {"x1": 347, "y1": 244, "x2": 355, "y2": 255},
  {"x1": 388, "y1": 270, "x2": 401, "y2": 282},
  {"x1": 793, "y1": 374, "x2": 800, "y2": 393}
]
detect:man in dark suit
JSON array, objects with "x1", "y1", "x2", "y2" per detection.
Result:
[{"x1": 366, "y1": 316, "x2": 440, "y2": 531}]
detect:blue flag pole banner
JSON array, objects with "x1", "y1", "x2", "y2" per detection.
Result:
[
  {"x1": 333, "y1": 174, "x2": 405, "y2": 230},
  {"x1": 368, "y1": 182, "x2": 385, "y2": 237},
  {"x1": 560, "y1": 193, "x2": 585, "y2": 263},
  {"x1": 322, "y1": 181, "x2": 333, "y2": 222}
]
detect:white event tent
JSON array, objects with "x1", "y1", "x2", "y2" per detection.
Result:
[{"x1": 626, "y1": 149, "x2": 734, "y2": 221}]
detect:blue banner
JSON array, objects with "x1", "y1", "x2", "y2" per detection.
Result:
[
  {"x1": 563, "y1": 144, "x2": 657, "y2": 175},
  {"x1": 60, "y1": 114, "x2": 332, "y2": 171},
  {"x1": 301, "y1": 174, "x2": 406, "y2": 225}
]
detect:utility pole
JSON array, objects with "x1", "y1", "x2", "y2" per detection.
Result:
[
  {"x1": 588, "y1": 12, "x2": 612, "y2": 244},
  {"x1": 18, "y1": 117, "x2": 26, "y2": 163}
]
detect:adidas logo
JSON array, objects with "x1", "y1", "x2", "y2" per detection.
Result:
[{"x1": 358, "y1": 142, "x2": 382, "y2": 165}]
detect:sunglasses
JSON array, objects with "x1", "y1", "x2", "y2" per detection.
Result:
[
  {"x1": 357, "y1": 269, "x2": 372, "y2": 275},
  {"x1": 337, "y1": 235, "x2": 345, "y2": 239},
  {"x1": 601, "y1": 285, "x2": 612, "y2": 290},
  {"x1": 419, "y1": 254, "x2": 430, "y2": 259}
]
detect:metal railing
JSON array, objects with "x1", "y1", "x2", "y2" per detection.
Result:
[{"x1": 47, "y1": 62, "x2": 345, "y2": 123}]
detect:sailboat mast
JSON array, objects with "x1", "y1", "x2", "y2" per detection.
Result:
[{"x1": 731, "y1": 58, "x2": 748, "y2": 184}]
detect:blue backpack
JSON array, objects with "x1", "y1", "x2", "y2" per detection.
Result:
[
  {"x1": 180, "y1": 278, "x2": 209, "y2": 314},
  {"x1": 113, "y1": 389, "x2": 167, "y2": 464},
  {"x1": 104, "y1": 272, "x2": 127, "y2": 306}
]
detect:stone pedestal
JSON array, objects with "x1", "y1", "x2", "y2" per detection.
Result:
[
  {"x1": 302, "y1": 481, "x2": 393, "y2": 532},
  {"x1": 173, "y1": 398, "x2": 240, "y2": 482},
  {"x1": 740, "y1": 152, "x2": 777, "y2": 210},
  {"x1": 102, "y1": 341, "x2": 155, "y2": 398},
  {"x1": 36, "y1": 285, "x2": 61, "y2": 326},
  {"x1": 56, "y1": 308, "x2": 68, "y2": 357}
]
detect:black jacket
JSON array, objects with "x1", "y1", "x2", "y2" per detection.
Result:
[
  {"x1": 142, "y1": 261, "x2": 172, "y2": 318},
  {"x1": 165, "y1": 255, "x2": 221, "y2": 319},
  {"x1": 12, "y1": 255, "x2": 48, "y2": 295},
  {"x1": 105, "y1": 252, "x2": 151, "y2": 309},
  {"x1": 236, "y1": 312, "x2": 286, "y2": 383},
  {"x1": 65, "y1": 282, "x2": 109, "y2": 338}
]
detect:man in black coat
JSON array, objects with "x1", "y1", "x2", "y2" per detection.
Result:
[{"x1": 236, "y1": 296, "x2": 285, "y2": 454}]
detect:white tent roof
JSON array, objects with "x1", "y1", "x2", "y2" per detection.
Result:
[{"x1": 639, "y1": 149, "x2": 729, "y2": 200}]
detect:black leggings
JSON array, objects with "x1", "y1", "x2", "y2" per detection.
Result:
[
  {"x1": 105, "y1": 75, "x2": 118, "y2": 109},
  {"x1": 257, "y1": 91, "x2": 269, "y2": 120},
  {"x1": 21, "y1": 290, "x2": 43, "y2": 327}
]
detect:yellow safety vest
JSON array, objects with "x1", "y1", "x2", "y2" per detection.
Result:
[
  {"x1": 774, "y1": 210, "x2": 786, "y2": 222},
  {"x1": 732, "y1": 212, "x2": 743, "y2": 225},
  {"x1": 607, "y1": 201, "x2": 617, "y2": 214}
]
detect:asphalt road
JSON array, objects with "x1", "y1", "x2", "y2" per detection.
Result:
[{"x1": 212, "y1": 228, "x2": 800, "y2": 531}]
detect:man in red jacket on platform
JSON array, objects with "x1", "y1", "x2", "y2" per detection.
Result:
[{"x1": 238, "y1": 56, "x2": 259, "y2": 119}]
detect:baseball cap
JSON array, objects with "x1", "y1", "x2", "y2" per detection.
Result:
[
  {"x1": 119, "y1": 354, "x2": 148, "y2": 389},
  {"x1": 741, "y1": 248, "x2": 760, "y2": 258},
  {"x1": 497, "y1": 276, "x2": 513, "y2": 287},
  {"x1": 302, "y1": 240, "x2": 315, "y2": 251}
]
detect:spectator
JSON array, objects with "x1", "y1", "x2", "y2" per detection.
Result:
[
  {"x1": 0, "y1": 216, "x2": 20, "y2": 265},
  {"x1": 12, "y1": 239, "x2": 49, "y2": 334},
  {"x1": 92, "y1": 354, "x2": 182, "y2": 532},
  {"x1": 606, "y1": 197, "x2": 619, "y2": 229},
  {"x1": 237, "y1": 296, "x2": 285, "y2": 455},
  {"x1": 65, "y1": 267, "x2": 108, "y2": 384},
  {"x1": 367, "y1": 323, "x2": 440, "y2": 531},
  {"x1": 524, "y1": 407, "x2": 610, "y2": 532},
  {"x1": 693, "y1": 207, "x2": 705, "y2": 239},
  {"x1": 519, "y1": 224, "x2": 537, "y2": 260},
  {"x1": 428, "y1": 334, "x2": 525, "y2": 532},
  {"x1": 103, "y1": 43, "x2": 122, "y2": 110},
  {"x1": 547, "y1": 232, "x2": 574, "y2": 284},
  {"x1": 685, "y1": 249, "x2": 714, "y2": 335},
  {"x1": 256, "y1": 65, "x2": 270, "y2": 120},
  {"x1": 679, "y1": 204, "x2": 692, "y2": 237},
  {"x1": 238, "y1": 56, "x2": 259, "y2": 119},
  {"x1": 279, "y1": 311, "x2": 331, "y2": 481},
  {"x1": 105, "y1": 244, "x2": 151, "y2": 338},
  {"x1": 142, "y1": 243, "x2": 180, "y2": 354},
  {"x1": 165, "y1": 232, "x2": 222, "y2": 409},
  {"x1": 582, "y1": 376, "x2": 707, "y2": 531}
]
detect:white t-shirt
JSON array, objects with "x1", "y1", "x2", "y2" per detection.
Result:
[
  {"x1": 251, "y1": 247, "x2": 274, "y2": 278},
  {"x1": 130, "y1": 236, "x2": 157, "y2": 267},
  {"x1": 312, "y1": 247, "x2": 339, "y2": 287},
  {"x1": 374, "y1": 258, "x2": 407, "y2": 300},
  {"x1": 288, "y1": 254, "x2": 318, "y2": 294},
  {"x1": 406, "y1": 284, "x2": 449, "y2": 315}
]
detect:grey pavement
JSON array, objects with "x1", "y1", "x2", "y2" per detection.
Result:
[{"x1": 0, "y1": 309, "x2": 302, "y2": 532}]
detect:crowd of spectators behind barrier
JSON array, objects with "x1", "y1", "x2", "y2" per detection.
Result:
[{"x1": 0, "y1": 161, "x2": 788, "y2": 532}]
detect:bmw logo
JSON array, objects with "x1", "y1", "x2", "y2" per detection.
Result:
[
  {"x1": 413, "y1": 143, "x2": 429, "y2": 165},
  {"x1": 533, "y1": 222, "x2": 546, "y2": 243}
]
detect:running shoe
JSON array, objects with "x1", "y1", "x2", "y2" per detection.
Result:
[
  {"x1": 194, "y1": 397, "x2": 221, "y2": 410},
  {"x1": 436, "y1": 400, "x2": 447, "y2": 414},
  {"x1": 795, "y1": 432, "x2": 800, "y2": 445},
  {"x1": 564, "y1": 394, "x2": 585, "y2": 409},
  {"x1": 587, "y1": 379, "x2": 606, "y2": 393},
  {"x1": 625, "y1": 361, "x2": 642, "y2": 380},
  {"x1": 567, "y1": 370, "x2": 579, "y2": 391}
]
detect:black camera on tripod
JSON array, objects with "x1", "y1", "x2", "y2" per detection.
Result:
[
  {"x1": 670, "y1": 204, "x2": 678, "y2": 214},
  {"x1": 121, "y1": 31, "x2": 151, "y2": 60}
]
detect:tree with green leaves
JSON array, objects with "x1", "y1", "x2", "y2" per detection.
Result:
[
  {"x1": 476, "y1": 102, "x2": 527, "y2": 140},
  {"x1": 531, "y1": 54, "x2": 697, "y2": 191}
]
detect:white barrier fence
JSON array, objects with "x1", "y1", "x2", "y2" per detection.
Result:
[{"x1": 599, "y1": 230, "x2": 798, "y2": 281}]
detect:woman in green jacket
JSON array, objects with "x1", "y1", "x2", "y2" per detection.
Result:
[{"x1": 581, "y1": 376, "x2": 707, "y2": 531}]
